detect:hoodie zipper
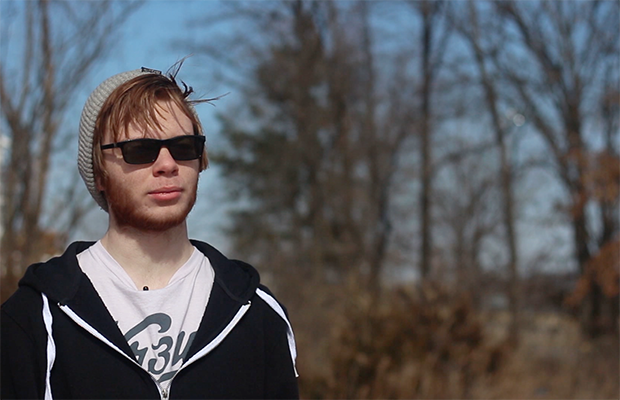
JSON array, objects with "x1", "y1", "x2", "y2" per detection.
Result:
[{"x1": 59, "y1": 301, "x2": 251, "y2": 399}]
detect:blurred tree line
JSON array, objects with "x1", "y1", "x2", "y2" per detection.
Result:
[
  {"x1": 1, "y1": 0, "x2": 618, "y2": 398},
  {"x1": 188, "y1": 1, "x2": 618, "y2": 396},
  {"x1": 192, "y1": 0, "x2": 618, "y2": 335}
]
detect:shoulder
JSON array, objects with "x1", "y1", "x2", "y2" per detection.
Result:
[
  {"x1": 2, "y1": 284, "x2": 43, "y2": 321},
  {"x1": 2, "y1": 241, "x2": 95, "y2": 334},
  {"x1": 190, "y1": 240, "x2": 296, "y2": 365},
  {"x1": 1, "y1": 285, "x2": 47, "y2": 347},
  {"x1": 252, "y1": 285, "x2": 298, "y2": 374},
  {"x1": 254, "y1": 285, "x2": 292, "y2": 323},
  {"x1": 12, "y1": 241, "x2": 95, "y2": 304}
]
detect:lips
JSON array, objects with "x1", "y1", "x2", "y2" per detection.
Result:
[{"x1": 148, "y1": 186, "x2": 183, "y2": 201}]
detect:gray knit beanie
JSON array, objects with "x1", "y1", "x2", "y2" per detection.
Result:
[{"x1": 78, "y1": 68, "x2": 160, "y2": 211}]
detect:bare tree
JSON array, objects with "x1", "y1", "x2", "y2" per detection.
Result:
[
  {"x1": 433, "y1": 139, "x2": 499, "y2": 290},
  {"x1": 407, "y1": 1, "x2": 452, "y2": 280},
  {"x1": 0, "y1": 0, "x2": 141, "y2": 301},
  {"x1": 194, "y1": 1, "x2": 395, "y2": 289},
  {"x1": 492, "y1": 0, "x2": 619, "y2": 335},
  {"x1": 449, "y1": 1, "x2": 522, "y2": 344},
  {"x1": 189, "y1": 2, "x2": 441, "y2": 387}
]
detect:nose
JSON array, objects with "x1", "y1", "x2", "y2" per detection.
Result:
[{"x1": 152, "y1": 147, "x2": 178, "y2": 175}]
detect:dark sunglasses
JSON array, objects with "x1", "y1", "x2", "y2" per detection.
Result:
[{"x1": 101, "y1": 135, "x2": 206, "y2": 165}]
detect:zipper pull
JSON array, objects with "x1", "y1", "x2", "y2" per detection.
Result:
[{"x1": 161, "y1": 388, "x2": 168, "y2": 399}]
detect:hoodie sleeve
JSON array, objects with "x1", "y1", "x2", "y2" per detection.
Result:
[{"x1": 1, "y1": 289, "x2": 48, "y2": 399}]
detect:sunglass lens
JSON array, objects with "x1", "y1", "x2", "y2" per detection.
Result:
[
  {"x1": 169, "y1": 136, "x2": 204, "y2": 161},
  {"x1": 122, "y1": 140, "x2": 161, "y2": 164}
]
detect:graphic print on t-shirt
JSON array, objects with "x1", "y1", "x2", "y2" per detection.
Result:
[{"x1": 123, "y1": 312, "x2": 197, "y2": 384}]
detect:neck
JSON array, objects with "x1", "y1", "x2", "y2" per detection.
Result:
[{"x1": 100, "y1": 221, "x2": 194, "y2": 290}]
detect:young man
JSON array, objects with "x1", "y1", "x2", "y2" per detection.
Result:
[{"x1": 1, "y1": 66, "x2": 299, "y2": 399}]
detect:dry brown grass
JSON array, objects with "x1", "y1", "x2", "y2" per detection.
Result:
[
  {"x1": 294, "y1": 283, "x2": 619, "y2": 399},
  {"x1": 471, "y1": 311, "x2": 619, "y2": 399}
]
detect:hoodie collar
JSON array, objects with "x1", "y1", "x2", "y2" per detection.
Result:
[{"x1": 19, "y1": 240, "x2": 260, "y2": 305}]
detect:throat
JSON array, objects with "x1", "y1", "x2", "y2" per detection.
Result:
[{"x1": 100, "y1": 230, "x2": 196, "y2": 292}]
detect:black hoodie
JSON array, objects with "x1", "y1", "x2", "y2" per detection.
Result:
[{"x1": 1, "y1": 241, "x2": 299, "y2": 399}]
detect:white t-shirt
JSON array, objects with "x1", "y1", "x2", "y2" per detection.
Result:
[{"x1": 77, "y1": 241, "x2": 214, "y2": 387}]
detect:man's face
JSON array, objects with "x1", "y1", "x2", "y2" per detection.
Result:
[{"x1": 98, "y1": 100, "x2": 201, "y2": 232}]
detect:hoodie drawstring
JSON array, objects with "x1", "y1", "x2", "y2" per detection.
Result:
[
  {"x1": 256, "y1": 288, "x2": 298, "y2": 377},
  {"x1": 41, "y1": 293, "x2": 56, "y2": 400}
]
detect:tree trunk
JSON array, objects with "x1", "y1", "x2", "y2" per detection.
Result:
[{"x1": 419, "y1": 1, "x2": 434, "y2": 280}]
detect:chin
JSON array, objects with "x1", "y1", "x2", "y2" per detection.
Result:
[
  {"x1": 135, "y1": 212, "x2": 188, "y2": 232},
  {"x1": 110, "y1": 205, "x2": 191, "y2": 232},
  {"x1": 107, "y1": 192, "x2": 197, "y2": 233}
]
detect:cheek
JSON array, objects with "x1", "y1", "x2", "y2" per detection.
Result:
[
  {"x1": 189, "y1": 169, "x2": 201, "y2": 186},
  {"x1": 98, "y1": 163, "x2": 131, "y2": 196}
]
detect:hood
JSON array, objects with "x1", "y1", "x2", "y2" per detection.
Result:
[
  {"x1": 191, "y1": 239, "x2": 260, "y2": 303},
  {"x1": 19, "y1": 241, "x2": 95, "y2": 304}
]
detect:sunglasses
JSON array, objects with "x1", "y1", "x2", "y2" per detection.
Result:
[{"x1": 101, "y1": 135, "x2": 206, "y2": 165}]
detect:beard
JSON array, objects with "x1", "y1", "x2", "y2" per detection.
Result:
[{"x1": 103, "y1": 178, "x2": 198, "y2": 232}]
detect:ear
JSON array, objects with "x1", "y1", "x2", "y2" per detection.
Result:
[{"x1": 95, "y1": 174, "x2": 105, "y2": 192}]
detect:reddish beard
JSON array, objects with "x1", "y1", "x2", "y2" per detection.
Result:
[{"x1": 102, "y1": 177, "x2": 198, "y2": 232}]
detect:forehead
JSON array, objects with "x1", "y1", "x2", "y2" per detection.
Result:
[{"x1": 112, "y1": 100, "x2": 194, "y2": 142}]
